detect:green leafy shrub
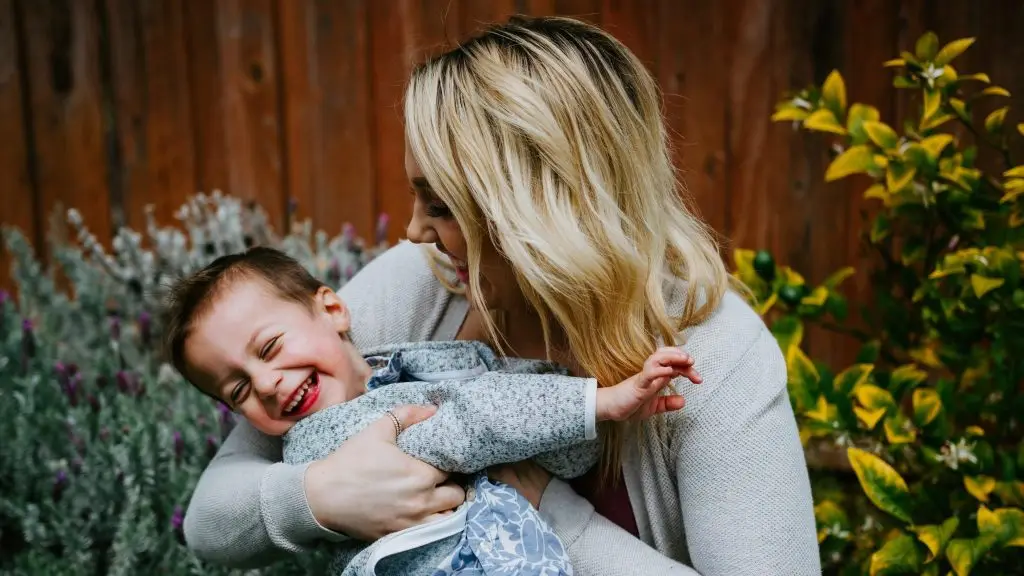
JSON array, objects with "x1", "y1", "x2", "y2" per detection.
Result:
[
  {"x1": 0, "y1": 193, "x2": 389, "y2": 574},
  {"x1": 738, "y1": 32, "x2": 1024, "y2": 575}
]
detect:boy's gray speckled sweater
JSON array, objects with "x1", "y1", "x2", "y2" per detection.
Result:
[{"x1": 281, "y1": 340, "x2": 600, "y2": 576}]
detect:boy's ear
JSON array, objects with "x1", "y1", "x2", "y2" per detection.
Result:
[{"x1": 315, "y1": 286, "x2": 351, "y2": 333}]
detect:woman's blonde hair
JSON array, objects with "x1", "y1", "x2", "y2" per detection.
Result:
[{"x1": 404, "y1": 15, "x2": 733, "y2": 481}]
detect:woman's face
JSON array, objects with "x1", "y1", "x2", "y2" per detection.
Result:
[{"x1": 404, "y1": 145, "x2": 521, "y2": 312}]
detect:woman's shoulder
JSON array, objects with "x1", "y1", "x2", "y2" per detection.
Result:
[
  {"x1": 340, "y1": 241, "x2": 466, "y2": 349},
  {"x1": 667, "y1": 287, "x2": 788, "y2": 420}
]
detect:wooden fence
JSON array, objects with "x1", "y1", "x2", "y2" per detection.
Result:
[{"x1": 1, "y1": 0, "x2": 1022, "y2": 366}]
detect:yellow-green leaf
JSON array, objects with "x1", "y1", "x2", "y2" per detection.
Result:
[
  {"x1": 887, "y1": 162, "x2": 917, "y2": 193},
  {"x1": 854, "y1": 405, "x2": 888, "y2": 430},
  {"x1": 960, "y1": 73, "x2": 991, "y2": 83},
  {"x1": 863, "y1": 184, "x2": 890, "y2": 205},
  {"x1": 891, "y1": 364, "x2": 928, "y2": 390},
  {"x1": 965, "y1": 476, "x2": 996, "y2": 502},
  {"x1": 855, "y1": 383, "x2": 897, "y2": 411},
  {"x1": 884, "y1": 414, "x2": 916, "y2": 445},
  {"x1": 847, "y1": 447, "x2": 913, "y2": 523},
  {"x1": 1019, "y1": 123, "x2": 1024, "y2": 137},
  {"x1": 934, "y1": 38, "x2": 975, "y2": 66},
  {"x1": 801, "y1": 285, "x2": 829, "y2": 306},
  {"x1": 970, "y1": 274, "x2": 1004, "y2": 298},
  {"x1": 826, "y1": 145, "x2": 874, "y2": 181},
  {"x1": 981, "y1": 86, "x2": 1011, "y2": 98},
  {"x1": 977, "y1": 505, "x2": 1024, "y2": 547},
  {"x1": 804, "y1": 108, "x2": 847, "y2": 135},
  {"x1": 822, "y1": 70, "x2": 847, "y2": 115},
  {"x1": 871, "y1": 215, "x2": 891, "y2": 243},
  {"x1": 787, "y1": 345, "x2": 819, "y2": 411},
  {"x1": 770, "y1": 315, "x2": 803, "y2": 356},
  {"x1": 883, "y1": 58, "x2": 905, "y2": 68},
  {"x1": 923, "y1": 90, "x2": 941, "y2": 121},
  {"x1": 965, "y1": 425, "x2": 985, "y2": 437},
  {"x1": 912, "y1": 387, "x2": 942, "y2": 426},
  {"x1": 950, "y1": 98, "x2": 970, "y2": 121},
  {"x1": 870, "y1": 531, "x2": 923, "y2": 576},
  {"x1": 805, "y1": 395, "x2": 836, "y2": 423},
  {"x1": 910, "y1": 517, "x2": 959, "y2": 561},
  {"x1": 921, "y1": 134, "x2": 954, "y2": 160},
  {"x1": 946, "y1": 536, "x2": 994, "y2": 576},
  {"x1": 916, "y1": 31, "x2": 940, "y2": 61},
  {"x1": 814, "y1": 500, "x2": 850, "y2": 543},
  {"x1": 993, "y1": 481, "x2": 1024, "y2": 508},
  {"x1": 921, "y1": 113, "x2": 955, "y2": 131},
  {"x1": 985, "y1": 106, "x2": 1009, "y2": 134},
  {"x1": 1003, "y1": 166, "x2": 1024, "y2": 179},
  {"x1": 823, "y1": 266, "x2": 856, "y2": 289},
  {"x1": 962, "y1": 209, "x2": 985, "y2": 230},
  {"x1": 863, "y1": 120, "x2": 899, "y2": 150},
  {"x1": 754, "y1": 291, "x2": 777, "y2": 315},
  {"x1": 835, "y1": 363, "x2": 874, "y2": 395},
  {"x1": 771, "y1": 106, "x2": 810, "y2": 122}
]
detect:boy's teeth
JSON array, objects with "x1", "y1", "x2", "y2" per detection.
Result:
[{"x1": 285, "y1": 375, "x2": 315, "y2": 414}]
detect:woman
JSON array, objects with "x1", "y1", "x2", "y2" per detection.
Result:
[{"x1": 182, "y1": 16, "x2": 820, "y2": 575}]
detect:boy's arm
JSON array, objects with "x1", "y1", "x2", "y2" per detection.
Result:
[{"x1": 395, "y1": 372, "x2": 600, "y2": 478}]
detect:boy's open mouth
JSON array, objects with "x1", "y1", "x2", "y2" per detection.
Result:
[{"x1": 282, "y1": 370, "x2": 320, "y2": 417}]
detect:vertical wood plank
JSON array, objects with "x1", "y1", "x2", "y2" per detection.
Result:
[
  {"x1": 553, "y1": 0, "x2": 601, "y2": 24},
  {"x1": 104, "y1": 0, "x2": 196, "y2": 229},
  {"x1": 599, "y1": 0, "x2": 656, "y2": 71},
  {"x1": 520, "y1": 0, "x2": 555, "y2": 17},
  {"x1": 655, "y1": 0, "x2": 728, "y2": 237},
  {"x1": 723, "y1": 0, "x2": 786, "y2": 253},
  {"x1": 460, "y1": 0, "x2": 516, "y2": 37},
  {"x1": 0, "y1": 0, "x2": 36, "y2": 290},
  {"x1": 370, "y1": 0, "x2": 417, "y2": 244},
  {"x1": 275, "y1": 0, "x2": 321, "y2": 232},
  {"x1": 217, "y1": 0, "x2": 285, "y2": 230},
  {"x1": 20, "y1": 0, "x2": 111, "y2": 249},
  {"x1": 419, "y1": 0, "x2": 462, "y2": 52},
  {"x1": 183, "y1": 0, "x2": 230, "y2": 199},
  {"x1": 311, "y1": 0, "x2": 376, "y2": 240}
]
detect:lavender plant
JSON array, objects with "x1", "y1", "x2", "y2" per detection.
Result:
[{"x1": 0, "y1": 193, "x2": 389, "y2": 575}]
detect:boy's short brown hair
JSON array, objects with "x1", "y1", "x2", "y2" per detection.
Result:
[{"x1": 161, "y1": 246, "x2": 325, "y2": 380}]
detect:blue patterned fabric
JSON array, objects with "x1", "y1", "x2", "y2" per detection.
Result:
[{"x1": 368, "y1": 346, "x2": 573, "y2": 576}]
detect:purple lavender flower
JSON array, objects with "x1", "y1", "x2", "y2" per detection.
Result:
[
  {"x1": 53, "y1": 469, "x2": 68, "y2": 501},
  {"x1": 109, "y1": 314, "x2": 121, "y2": 340},
  {"x1": 205, "y1": 435, "x2": 219, "y2": 459},
  {"x1": 171, "y1": 505, "x2": 186, "y2": 544},
  {"x1": 0, "y1": 289, "x2": 9, "y2": 305},
  {"x1": 20, "y1": 319, "x2": 35, "y2": 371},
  {"x1": 376, "y1": 213, "x2": 390, "y2": 245},
  {"x1": 99, "y1": 427, "x2": 110, "y2": 442},
  {"x1": 115, "y1": 370, "x2": 141, "y2": 395},
  {"x1": 138, "y1": 311, "x2": 152, "y2": 348},
  {"x1": 88, "y1": 394, "x2": 100, "y2": 413},
  {"x1": 173, "y1": 431, "x2": 184, "y2": 460},
  {"x1": 342, "y1": 223, "x2": 356, "y2": 247}
]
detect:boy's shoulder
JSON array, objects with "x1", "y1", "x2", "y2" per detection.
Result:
[{"x1": 339, "y1": 242, "x2": 464, "y2": 348}]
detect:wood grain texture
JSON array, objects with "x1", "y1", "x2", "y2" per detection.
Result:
[
  {"x1": 0, "y1": 0, "x2": 36, "y2": 289},
  {"x1": 183, "y1": 0, "x2": 230, "y2": 198},
  {"x1": 19, "y1": 0, "x2": 110, "y2": 253},
  {"x1": 104, "y1": 0, "x2": 195, "y2": 229}
]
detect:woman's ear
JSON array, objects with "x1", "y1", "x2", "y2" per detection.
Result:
[{"x1": 315, "y1": 286, "x2": 351, "y2": 334}]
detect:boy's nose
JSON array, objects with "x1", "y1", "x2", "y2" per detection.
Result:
[{"x1": 251, "y1": 369, "x2": 281, "y2": 399}]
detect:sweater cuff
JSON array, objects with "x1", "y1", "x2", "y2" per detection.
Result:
[
  {"x1": 538, "y1": 477, "x2": 595, "y2": 548},
  {"x1": 584, "y1": 378, "x2": 597, "y2": 441},
  {"x1": 259, "y1": 462, "x2": 349, "y2": 549}
]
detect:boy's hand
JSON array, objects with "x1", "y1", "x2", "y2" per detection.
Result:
[{"x1": 596, "y1": 347, "x2": 701, "y2": 422}]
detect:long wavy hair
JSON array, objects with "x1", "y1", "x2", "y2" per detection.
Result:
[{"x1": 404, "y1": 15, "x2": 735, "y2": 481}]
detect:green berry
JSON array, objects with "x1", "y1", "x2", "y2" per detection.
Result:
[
  {"x1": 779, "y1": 284, "x2": 808, "y2": 306},
  {"x1": 753, "y1": 250, "x2": 776, "y2": 281}
]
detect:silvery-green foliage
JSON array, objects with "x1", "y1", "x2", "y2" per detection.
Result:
[{"x1": 0, "y1": 193, "x2": 390, "y2": 575}]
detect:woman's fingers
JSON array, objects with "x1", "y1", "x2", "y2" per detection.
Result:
[{"x1": 427, "y1": 481, "x2": 467, "y2": 514}]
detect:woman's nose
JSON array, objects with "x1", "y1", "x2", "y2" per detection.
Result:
[{"x1": 406, "y1": 211, "x2": 438, "y2": 244}]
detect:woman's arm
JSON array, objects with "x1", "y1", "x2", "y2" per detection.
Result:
[
  {"x1": 671, "y1": 328, "x2": 820, "y2": 575},
  {"x1": 182, "y1": 419, "x2": 337, "y2": 568}
]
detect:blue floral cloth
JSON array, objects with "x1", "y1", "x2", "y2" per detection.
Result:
[{"x1": 366, "y1": 349, "x2": 573, "y2": 576}]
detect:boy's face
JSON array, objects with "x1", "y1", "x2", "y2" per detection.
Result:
[{"x1": 183, "y1": 278, "x2": 371, "y2": 436}]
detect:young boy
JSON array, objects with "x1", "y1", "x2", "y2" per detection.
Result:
[{"x1": 163, "y1": 247, "x2": 700, "y2": 576}]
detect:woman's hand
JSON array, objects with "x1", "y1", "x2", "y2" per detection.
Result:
[
  {"x1": 488, "y1": 460, "x2": 553, "y2": 509},
  {"x1": 304, "y1": 404, "x2": 466, "y2": 541}
]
